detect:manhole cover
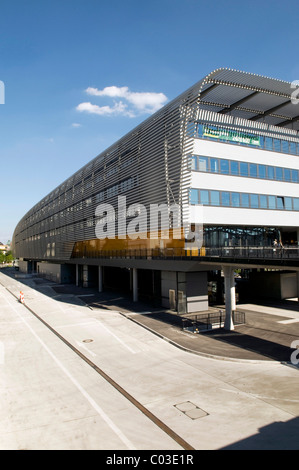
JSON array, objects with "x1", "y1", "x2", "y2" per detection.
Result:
[
  {"x1": 83, "y1": 339, "x2": 93, "y2": 343},
  {"x1": 174, "y1": 401, "x2": 208, "y2": 420}
]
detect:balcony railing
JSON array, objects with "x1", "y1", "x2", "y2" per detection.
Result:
[
  {"x1": 182, "y1": 311, "x2": 245, "y2": 332},
  {"x1": 72, "y1": 245, "x2": 299, "y2": 262}
]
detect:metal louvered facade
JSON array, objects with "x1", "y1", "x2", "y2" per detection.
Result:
[{"x1": 12, "y1": 80, "x2": 198, "y2": 262}]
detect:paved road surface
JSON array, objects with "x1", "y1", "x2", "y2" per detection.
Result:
[{"x1": 1, "y1": 270, "x2": 299, "y2": 450}]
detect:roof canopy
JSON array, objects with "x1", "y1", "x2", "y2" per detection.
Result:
[{"x1": 197, "y1": 69, "x2": 299, "y2": 131}]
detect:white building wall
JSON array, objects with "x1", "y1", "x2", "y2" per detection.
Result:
[{"x1": 190, "y1": 139, "x2": 299, "y2": 228}]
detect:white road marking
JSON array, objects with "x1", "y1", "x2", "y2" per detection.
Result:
[
  {"x1": 278, "y1": 318, "x2": 299, "y2": 324},
  {"x1": 95, "y1": 319, "x2": 136, "y2": 354},
  {"x1": 1, "y1": 293, "x2": 136, "y2": 450}
]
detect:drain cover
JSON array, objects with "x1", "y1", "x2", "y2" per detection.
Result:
[
  {"x1": 83, "y1": 339, "x2": 93, "y2": 343},
  {"x1": 174, "y1": 401, "x2": 208, "y2": 420}
]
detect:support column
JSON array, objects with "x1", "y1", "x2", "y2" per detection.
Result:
[
  {"x1": 133, "y1": 268, "x2": 138, "y2": 302},
  {"x1": 76, "y1": 264, "x2": 79, "y2": 287},
  {"x1": 223, "y1": 266, "x2": 235, "y2": 331},
  {"x1": 98, "y1": 265, "x2": 103, "y2": 293}
]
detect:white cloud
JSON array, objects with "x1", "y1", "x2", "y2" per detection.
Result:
[
  {"x1": 78, "y1": 85, "x2": 168, "y2": 117},
  {"x1": 72, "y1": 122, "x2": 82, "y2": 128},
  {"x1": 76, "y1": 101, "x2": 134, "y2": 117}
]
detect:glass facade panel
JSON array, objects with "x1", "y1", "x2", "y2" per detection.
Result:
[
  {"x1": 221, "y1": 192, "x2": 230, "y2": 206},
  {"x1": 268, "y1": 196, "x2": 276, "y2": 209},
  {"x1": 250, "y1": 194, "x2": 259, "y2": 208},
  {"x1": 284, "y1": 168, "x2": 291, "y2": 182},
  {"x1": 198, "y1": 156, "x2": 208, "y2": 171},
  {"x1": 240, "y1": 162, "x2": 248, "y2": 177},
  {"x1": 210, "y1": 191, "x2": 220, "y2": 206},
  {"x1": 190, "y1": 188, "x2": 199, "y2": 205},
  {"x1": 190, "y1": 156, "x2": 198, "y2": 170},
  {"x1": 285, "y1": 197, "x2": 292, "y2": 210},
  {"x1": 265, "y1": 137, "x2": 273, "y2": 150},
  {"x1": 275, "y1": 167, "x2": 283, "y2": 181},
  {"x1": 268, "y1": 166, "x2": 275, "y2": 180},
  {"x1": 241, "y1": 193, "x2": 249, "y2": 207},
  {"x1": 200, "y1": 190, "x2": 209, "y2": 205},
  {"x1": 258, "y1": 165, "x2": 266, "y2": 179},
  {"x1": 230, "y1": 161, "x2": 239, "y2": 175},
  {"x1": 293, "y1": 198, "x2": 299, "y2": 210},
  {"x1": 259, "y1": 195, "x2": 268, "y2": 209},
  {"x1": 249, "y1": 163, "x2": 257, "y2": 178},
  {"x1": 231, "y1": 193, "x2": 240, "y2": 207},
  {"x1": 292, "y1": 170, "x2": 299, "y2": 183},
  {"x1": 274, "y1": 139, "x2": 281, "y2": 152},
  {"x1": 277, "y1": 196, "x2": 284, "y2": 210},
  {"x1": 210, "y1": 158, "x2": 219, "y2": 173},
  {"x1": 220, "y1": 159, "x2": 229, "y2": 175}
]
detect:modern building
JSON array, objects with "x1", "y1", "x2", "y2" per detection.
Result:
[{"x1": 12, "y1": 68, "x2": 299, "y2": 329}]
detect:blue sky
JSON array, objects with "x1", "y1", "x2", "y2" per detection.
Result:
[{"x1": 1, "y1": 0, "x2": 298, "y2": 243}]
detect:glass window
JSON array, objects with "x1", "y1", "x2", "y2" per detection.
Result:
[
  {"x1": 189, "y1": 189, "x2": 199, "y2": 205},
  {"x1": 285, "y1": 197, "x2": 292, "y2": 210},
  {"x1": 274, "y1": 139, "x2": 281, "y2": 152},
  {"x1": 275, "y1": 167, "x2": 283, "y2": 181},
  {"x1": 268, "y1": 166, "x2": 275, "y2": 180},
  {"x1": 198, "y1": 156, "x2": 208, "y2": 172},
  {"x1": 250, "y1": 194, "x2": 259, "y2": 208},
  {"x1": 265, "y1": 137, "x2": 273, "y2": 150},
  {"x1": 258, "y1": 165, "x2": 266, "y2": 179},
  {"x1": 249, "y1": 163, "x2": 257, "y2": 178},
  {"x1": 241, "y1": 193, "x2": 249, "y2": 207},
  {"x1": 291, "y1": 169, "x2": 299, "y2": 183},
  {"x1": 293, "y1": 198, "x2": 299, "y2": 210},
  {"x1": 277, "y1": 197, "x2": 284, "y2": 210},
  {"x1": 290, "y1": 142, "x2": 297, "y2": 155},
  {"x1": 284, "y1": 168, "x2": 291, "y2": 182},
  {"x1": 240, "y1": 162, "x2": 248, "y2": 177},
  {"x1": 230, "y1": 161, "x2": 239, "y2": 176},
  {"x1": 199, "y1": 190, "x2": 209, "y2": 205},
  {"x1": 189, "y1": 156, "x2": 198, "y2": 170},
  {"x1": 231, "y1": 193, "x2": 240, "y2": 207},
  {"x1": 220, "y1": 159, "x2": 229, "y2": 175},
  {"x1": 221, "y1": 192, "x2": 230, "y2": 206},
  {"x1": 259, "y1": 195, "x2": 268, "y2": 209},
  {"x1": 210, "y1": 191, "x2": 220, "y2": 206},
  {"x1": 210, "y1": 158, "x2": 219, "y2": 173},
  {"x1": 197, "y1": 124, "x2": 204, "y2": 137},
  {"x1": 268, "y1": 196, "x2": 276, "y2": 209},
  {"x1": 282, "y1": 141, "x2": 289, "y2": 153}
]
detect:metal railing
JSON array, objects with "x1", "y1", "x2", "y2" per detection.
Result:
[
  {"x1": 182, "y1": 310, "x2": 245, "y2": 333},
  {"x1": 72, "y1": 245, "x2": 299, "y2": 261}
]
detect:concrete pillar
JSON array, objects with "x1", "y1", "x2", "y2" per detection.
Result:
[
  {"x1": 83, "y1": 265, "x2": 88, "y2": 287},
  {"x1": 223, "y1": 266, "x2": 235, "y2": 331},
  {"x1": 76, "y1": 264, "x2": 79, "y2": 287},
  {"x1": 133, "y1": 268, "x2": 138, "y2": 302},
  {"x1": 98, "y1": 265, "x2": 103, "y2": 293}
]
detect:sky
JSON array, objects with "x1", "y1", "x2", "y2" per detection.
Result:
[{"x1": 0, "y1": 0, "x2": 299, "y2": 244}]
